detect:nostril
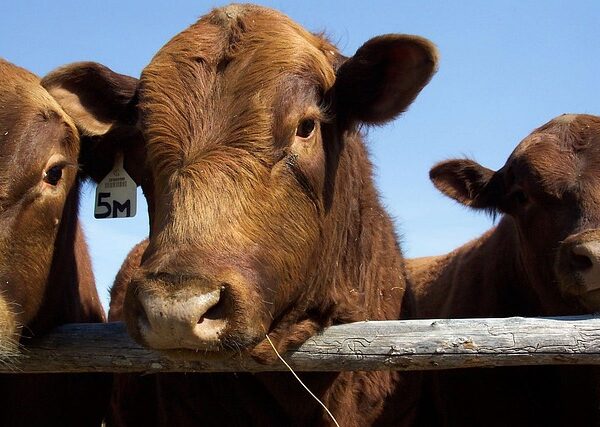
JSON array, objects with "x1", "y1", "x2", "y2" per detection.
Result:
[
  {"x1": 198, "y1": 299, "x2": 226, "y2": 324},
  {"x1": 571, "y1": 252, "x2": 594, "y2": 271},
  {"x1": 198, "y1": 285, "x2": 227, "y2": 324}
]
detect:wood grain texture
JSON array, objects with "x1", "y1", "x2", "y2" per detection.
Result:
[{"x1": 3, "y1": 316, "x2": 600, "y2": 373}]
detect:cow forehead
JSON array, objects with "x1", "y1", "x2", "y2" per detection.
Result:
[
  {"x1": 141, "y1": 5, "x2": 337, "y2": 95},
  {"x1": 512, "y1": 114, "x2": 600, "y2": 160},
  {"x1": 139, "y1": 5, "x2": 337, "y2": 173},
  {"x1": 0, "y1": 59, "x2": 39, "y2": 96},
  {"x1": 0, "y1": 59, "x2": 77, "y2": 135},
  {"x1": 508, "y1": 114, "x2": 600, "y2": 195},
  {"x1": 0, "y1": 60, "x2": 79, "y2": 195}
]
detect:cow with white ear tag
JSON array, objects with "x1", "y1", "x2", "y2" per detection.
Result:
[{"x1": 44, "y1": 4, "x2": 438, "y2": 426}]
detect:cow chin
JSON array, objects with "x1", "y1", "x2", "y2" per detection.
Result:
[
  {"x1": 554, "y1": 267, "x2": 600, "y2": 312},
  {"x1": 555, "y1": 273, "x2": 600, "y2": 310},
  {"x1": 135, "y1": 329, "x2": 265, "y2": 361},
  {"x1": 577, "y1": 290, "x2": 600, "y2": 312}
]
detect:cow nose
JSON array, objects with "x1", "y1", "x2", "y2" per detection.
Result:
[
  {"x1": 570, "y1": 241, "x2": 600, "y2": 292},
  {"x1": 136, "y1": 286, "x2": 228, "y2": 350}
]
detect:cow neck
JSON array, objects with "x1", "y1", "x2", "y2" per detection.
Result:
[
  {"x1": 313, "y1": 132, "x2": 406, "y2": 324},
  {"x1": 508, "y1": 216, "x2": 583, "y2": 316},
  {"x1": 27, "y1": 179, "x2": 100, "y2": 336},
  {"x1": 444, "y1": 217, "x2": 578, "y2": 317},
  {"x1": 474, "y1": 217, "x2": 545, "y2": 316}
]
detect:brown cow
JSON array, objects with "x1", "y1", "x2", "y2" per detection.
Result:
[
  {"x1": 42, "y1": 4, "x2": 438, "y2": 426},
  {"x1": 408, "y1": 114, "x2": 600, "y2": 426},
  {"x1": 0, "y1": 59, "x2": 110, "y2": 426}
]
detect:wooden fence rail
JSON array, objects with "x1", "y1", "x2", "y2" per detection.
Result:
[{"x1": 3, "y1": 316, "x2": 600, "y2": 374}]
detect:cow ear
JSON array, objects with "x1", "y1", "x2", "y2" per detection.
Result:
[
  {"x1": 42, "y1": 62, "x2": 144, "y2": 184},
  {"x1": 333, "y1": 34, "x2": 438, "y2": 126},
  {"x1": 429, "y1": 159, "x2": 502, "y2": 211}
]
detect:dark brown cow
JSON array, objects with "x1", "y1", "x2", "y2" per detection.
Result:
[
  {"x1": 43, "y1": 4, "x2": 438, "y2": 426},
  {"x1": 408, "y1": 114, "x2": 600, "y2": 426},
  {"x1": 0, "y1": 59, "x2": 110, "y2": 426}
]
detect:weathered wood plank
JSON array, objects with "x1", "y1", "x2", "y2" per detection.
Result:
[{"x1": 3, "y1": 316, "x2": 600, "y2": 373}]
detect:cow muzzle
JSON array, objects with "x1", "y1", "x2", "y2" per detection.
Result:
[
  {"x1": 125, "y1": 276, "x2": 230, "y2": 351},
  {"x1": 570, "y1": 241, "x2": 600, "y2": 292},
  {"x1": 557, "y1": 229, "x2": 600, "y2": 307}
]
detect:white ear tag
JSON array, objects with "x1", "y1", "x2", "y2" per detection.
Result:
[{"x1": 94, "y1": 152, "x2": 137, "y2": 219}]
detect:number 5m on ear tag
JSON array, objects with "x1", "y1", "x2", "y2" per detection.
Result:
[{"x1": 94, "y1": 152, "x2": 137, "y2": 219}]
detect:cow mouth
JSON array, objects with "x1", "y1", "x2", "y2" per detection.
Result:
[
  {"x1": 566, "y1": 284, "x2": 600, "y2": 312},
  {"x1": 581, "y1": 290, "x2": 600, "y2": 312},
  {"x1": 553, "y1": 269, "x2": 600, "y2": 312},
  {"x1": 146, "y1": 333, "x2": 264, "y2": 362}
]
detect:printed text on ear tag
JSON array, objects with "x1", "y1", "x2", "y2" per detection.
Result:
[{"x1": 94, "y1": 152, "x2": 137, "y2": 219}]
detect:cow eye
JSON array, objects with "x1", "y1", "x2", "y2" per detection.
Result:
[
  {"x1": 296, "y1": 119, "x2": 316, "y2": 139},
  {"x1": 44, "y1": 165, "x2": 63, "y2": 186}
]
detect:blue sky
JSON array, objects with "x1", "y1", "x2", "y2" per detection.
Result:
[{"x1": 1, "y1": 1, "x2": 598, "y2": 310}]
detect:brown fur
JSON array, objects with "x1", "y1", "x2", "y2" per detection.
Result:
[
  {"x1": 45, "y1": 4, "x2": 438, "y2": 426},
  {"x1": 108, "y1": 239, "x2": 148, "y2": 322},
  {"x1": 131, "y1": 3, "x2": 436, "y2": 360},
  {"x1": 409, "y1": 114, "x2": 600, "y2": 426},
  {"x1": 0, "y1": 59, "x2": 110, "y2": 426}
]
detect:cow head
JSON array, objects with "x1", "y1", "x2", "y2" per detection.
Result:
[
  {"x1": 0, "y1": 59, "x2": 83, "y2": 355},
  {"x1": 43, "y1": 5, "x2": 438, "y2": 359},
  {"x1": 430, "y1": 114, "x2": 600, "y2": 312}
]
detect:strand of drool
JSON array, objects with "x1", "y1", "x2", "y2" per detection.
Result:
[{"x1": 265, "y1": 334, "x2": 341, "y2": 427}]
